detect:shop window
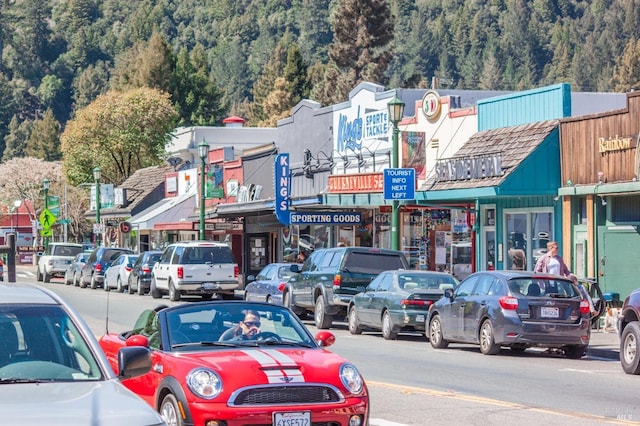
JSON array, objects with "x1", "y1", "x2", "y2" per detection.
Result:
[{"x1": 505, "y1": 210, "x2": 553, "y2": 270}]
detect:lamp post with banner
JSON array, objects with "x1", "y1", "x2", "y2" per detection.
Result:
[
  {"x1": 93, "y1": 167, "x2": 102, "y2": 247},
  {"x1": 387, "y1": 95, "x2": 405, "y2": 251},
  {"x1": 198, "y1": 140, "x2": 210, "y2": 240}
]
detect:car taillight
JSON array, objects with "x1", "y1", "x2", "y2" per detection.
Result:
[
  {"x1": 125, "y1": 266, "x2": 132, "y2": 272},
  {"x1": 580, "y1": 299, "x2": 590, "y2": 314},
  {"x1": 401, "y1": 299, "x2": 432, "y2": 307},
  {"x1": 277, "y1": 282, "x2": 286, "y2": 292},
  {"x1": 95, "y1": 264, "x2": 102, "y2": 273},
  {"x1": 498, "y1": 296, "x2": 518, "y2": 310},
  {"x1": 333, "y1": 274, "x2": 341, "y2": 289},
  {"x1": 142, "y1": 264, "x2": 151, "y2": 273},
  {"x1": 177, "y1": 266, "x2": 184, "y2": 279},
  {"x1": 234, "y1": 265, "x2": 239, "y2": 277}
]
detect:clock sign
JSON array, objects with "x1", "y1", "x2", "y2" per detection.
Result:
[{"x1": 422, "y1": 90, "x2": 441, "y2": 120}]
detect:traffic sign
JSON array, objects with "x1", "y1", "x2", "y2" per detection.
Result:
[
  {"x1": 58, "y1": 219, "x2": 71, "y2": 225},
  {"x1": 93, "y1": 223, "x2": 104, "y2": 234},
  {"x1": 40, "y1": 228, "x2": 52, "y2": 237},
  {"x1": 39, "y1": 208, "x2": 57, "y2": 229},
  {"x1": 383, "y1": 168, "x2": 416, "y2": 200}
]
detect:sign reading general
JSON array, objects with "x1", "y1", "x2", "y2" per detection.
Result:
[
  {"x1": 383, "y1": 168, "x2": 415, "y2": 200},
  {"x1": 290, "y1": 212, "x2": 362, "y2": 225}
]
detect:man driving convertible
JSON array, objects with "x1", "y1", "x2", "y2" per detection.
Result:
[{"x1": 229, "y1": 310, "x2": 262, "y2": 340}]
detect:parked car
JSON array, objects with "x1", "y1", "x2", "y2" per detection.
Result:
[
  {"x1": 151, "y1": 241, "x2": 239, "y2": 301},
  {"x1": 128, "y1": 251, "x2": 163, "y2": 295},
  {"x1": 64, "y1": 251, "x2": 91, "y2": 286},
  {"x1": 427, "y1": 270, "x2": 592, "y2": 358},
  {"x1": 80, "y1": 247, "x2": 135, "y2": 289},
  {"x1": 0, "y1": 283, "x2": 164, "y2": 425},
  {"x1": 284, "y1": 246, "x2": 410, "y2": 329},
  {"x1": 104, "y1": 254, "x2": 140, "y2": 293},
  {"x1": 98, "y1": 301, "x2": 368, "y2": 426},
  {"x1": 348, "y1": 270, "x2": 457, "y2": 340},
  {"x1": 244, "y1": 262, "x2": 301, "y2": 304},
  {"x1": 37, "y1": 242, "x2": 84, "y2": 283},
  {"x1": 619, "y1": 287, "x2": 640, "y2": 374}
]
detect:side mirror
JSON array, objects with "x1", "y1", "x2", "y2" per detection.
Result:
[
  {"x1": 289, "y1": 264, "x2": 300, "y2": 273},
  {"x1": 444, "y1": 288, "x2": 454, "y2": 299},
  {"x1": 118, "y1": 346, "x2": 152, "y2": 379},
  {"x1": 315, "y1": 331, "x2": 336, "y2": 348},
  {"x1": 246, "y1": 275, "x2": 256, "y2": 282}
]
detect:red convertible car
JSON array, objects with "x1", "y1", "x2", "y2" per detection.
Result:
[{"x1": 99, "y1": 301, "x2": 369, "y2": 426}]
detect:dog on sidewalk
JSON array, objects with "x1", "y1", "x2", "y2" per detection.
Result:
[{"x1": 603, "y1": 307, "x2": 621, "y2": 333}]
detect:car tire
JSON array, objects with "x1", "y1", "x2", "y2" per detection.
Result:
[
  {"x1": 429, "y1": 315, "x2": 449, "y2": 349},
  {"x1": 284, "y1": 291, "x2": 304, "y2": 317},
  {"x1": 160, "y1": 393, "x2": 183, "y2": 426},
  {"x1": 79, "y1": 274, "x2": 87, "y2": 289},
  {"x1": 479, "y1": 319, "x2": 500, "y2": 355},
  {"x1": 266, "y1": 295, "x2": 273, "y2": 304},
  {"x1": 128, "y1": 278, "x2": 134, "y2": 294},
  {"x1": 73, "y1": 273, "x2": 79, "y2": 287},
  {"x1": 348, "y1": 306, "x2": 363, "y2": 335},
  {"x1": 104, "y1": 279, "x2": 110, "y2": 291},
  {"x1": 621, "y1": 322, "x2": 640, "y2": 374},
  {"x1": 168, "y1": 280, "x2": 180, "y2": 302},
  {"x1": 65, "y1": 274, "x2": 71, "y2": 285},
  {"x1": 116, "y1": 277, "x2": 125, "y2": 293},
  {"x1": 382, "y1": 311, "x2": 398, "y2": 340},
  {"x1": 43, "y1": 271, "x2": 51, "y2": 283},
  {"x1": 90, "y1": 274, "x2": 98, "y2": 289},
  {"x1": 137, "y1": 279, "x2": 145, "y2": 296},
  {"x1": 36, "y1": 268, "x2": 43, "y2": 282},
  {"x1": 565, "y1": 345, "x2": 587, "y2": 359},
  {"x1": 150, "y1": 278, "x2": 162, "y2": 299},
  {"x1": 314, "y1": 295, "x2": 333, "y2": 329}
]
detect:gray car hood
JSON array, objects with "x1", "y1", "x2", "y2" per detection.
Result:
[{"x1": 0, "y1": 379, "x2": 163, "y2": 425}]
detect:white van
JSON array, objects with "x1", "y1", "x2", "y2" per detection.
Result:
[{"x1": 37, "y1": 243, "x2": 84, "y2": 283}]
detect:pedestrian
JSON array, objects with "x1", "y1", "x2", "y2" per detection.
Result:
[
  {"x1": 296, "y1": 250, "x2": 307, "y2": 263},
  {"x1": 533, "y1": 241, "x2": 571, "y2": 276}
]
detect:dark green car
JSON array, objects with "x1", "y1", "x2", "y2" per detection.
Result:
[{"x1": 284, "y1": 247, "x2": 409, "y2": 329}]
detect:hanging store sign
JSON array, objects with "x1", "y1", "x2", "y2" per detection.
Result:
[
  {"x1": 328, "y1": 173, "x2": 383, "y2": 193},
  {"x1": 274, "y1": 153, "x2": 291, "y2": 225}
]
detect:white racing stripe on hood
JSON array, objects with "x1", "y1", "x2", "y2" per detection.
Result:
[{"x1": 242, "y1": 349, "x2": 305, "y2": 384}]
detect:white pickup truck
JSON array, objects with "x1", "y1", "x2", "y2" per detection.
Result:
[{"x1": 37, "y1": 242, "x2": 84, "y2": 283}]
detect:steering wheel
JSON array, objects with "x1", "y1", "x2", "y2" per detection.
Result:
[{"x1": 253, "y1": 332, "x2": 281, "y2": 342}]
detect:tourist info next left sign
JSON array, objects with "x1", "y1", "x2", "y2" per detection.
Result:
[{"x1": 383, "y1": 168, "x2": 416, "y2": 200}]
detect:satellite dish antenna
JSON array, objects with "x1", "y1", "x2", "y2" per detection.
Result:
[{"x1": 167, "y1": 157, "x2": 183, "y2": 171}]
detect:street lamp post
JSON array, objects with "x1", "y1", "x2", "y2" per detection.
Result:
[
  {"x1": 388, "y1": 95, "x2": 405, "y2": 251},
  {"x1": 198, "y1": 139, "x2": 210, "y2": 241},
  {"x1": 43, "y1": 178, "x2": 50, "y2": 250},
  {"x1": 93, "y1": 167, "x2": 101, "y2": 247}
]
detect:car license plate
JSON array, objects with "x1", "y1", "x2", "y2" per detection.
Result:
[
  {"x1": 416, "y1": 314, "x2": 425, "y2": 323},
  {"x1": 541, "y1": 307, "x2": 559, "y2": 318},
  {"x1": 273, "y1": 411, "x2": 310, "y2": 426},
  {"x1": 203, "y1": 282, "x2": 214, "y2": 289}
]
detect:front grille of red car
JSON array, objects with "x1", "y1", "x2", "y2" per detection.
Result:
[{"x1": 230, "y1": 385, "x2": 342, "y2": 406}]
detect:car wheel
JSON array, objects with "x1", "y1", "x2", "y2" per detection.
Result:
[
  {"x1": 36, "y1": 268, "x2": 43, "y2": 282},
  {"x1": 314, "y1": 295, "x2": 333, "y2": 329},
  {"x1": 150, "y1": 277, "x2": 161, "y2": 299},
  {"x1": 73, "y1": 273, "x2": 79, "y2": 287},
  {"x1": 382, "y1": 311, "x2": 398, "y2": 340},
  {"x1": 348, "y1": 306, "x2": 363, "y2": 335},
  {"x1": 621, "y1": 322, "x2": 640, "y2": 374},
  {"x1": 429, "y1": 315, "x2": 449, "y2": 349},
  {"x1": 79, "y1": 274, "x2": 87, "y2": 289},
  {"x1": 65, "y1": 274, "x2": 71, "y2": 285},
  {"x1": 565, "y1": 345, "x2": 587, "y2": 359},
  {"x1": 479, "y1": 319, "x2": 500, "y2": 355},
  {"x1": 137, "y1": 278, "x2": 145, "y2": 296},
  {"x1": 284, "y1": 291, "x2": 304, "y2": 317},
  {"x1": 104, "y1": 279, "x2": 111, "y2": 291},
  {"x1": 168, "y1": 280, "x2": 180, "y2": 302},
  {"x1": 127, "y1": 278, "x2": 134, "y2": 294},
  {"x1": 90, "y1": 274, "x2": 98, "y2": 289},
  {"x1": 116, "y1": 277, "x2": 125, "y2": 293},
  {"x1": 266, "y1": 295, "x2": 273, "y2": 304},
  {"x1": 160, "y1": 393, "x2": 183, "y2": 426},
  {"x1": 43, "y1": 270, "x2": 51, "y2": 283}
]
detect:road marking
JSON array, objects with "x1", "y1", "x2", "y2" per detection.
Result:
[{"x1": 367, "y1": 381, "x2": 634, "y2": 425}]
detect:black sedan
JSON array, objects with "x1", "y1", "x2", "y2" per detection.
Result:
[
  {"x1": 348, "y1": 270, "x2": 457, "y2": 340},
  {"x1": 127, "y1": 250, "x2": 162, "y2": 295},
  {"x1": 427, "y1": 270, "x2": 592, "y2": 358}
]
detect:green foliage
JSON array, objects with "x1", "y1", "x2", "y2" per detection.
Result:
[{"x1": 26, "y1": 109, "x2": 61, "y2": 161}]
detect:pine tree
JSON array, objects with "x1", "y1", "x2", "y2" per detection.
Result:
[{"x1": 26, "y1": 109, "x2": 61, "y2": 161}]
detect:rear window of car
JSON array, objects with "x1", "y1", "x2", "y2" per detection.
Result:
[
  {"x1": 101, "y1": 249, "x2": 133, "y2": 262},
  {"x1": 343, "y1": 252, "x2": 407, "y2": 274},
  {"x1": 52, "y1": 245, "x2": 83, "y2": 257},
  {"x1": 182, "y1": 246, "x2": 235, "y2": 264},
  {"x1": 509, "y1": 278, "x2": 580, "y2": 298}
]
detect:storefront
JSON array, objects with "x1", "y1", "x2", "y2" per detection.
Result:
[{"x1": 558, "y1": 91, "x2": 640, "y2": 299}]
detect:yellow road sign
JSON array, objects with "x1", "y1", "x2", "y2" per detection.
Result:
[
  {"x1": 40, "y1": 228, "x2": 53, "y2": 237},
  {"x1": 39, "y1": 208, "x2": 56, "y2": 229}
]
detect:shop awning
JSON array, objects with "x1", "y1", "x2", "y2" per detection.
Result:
[
  {"x1": 211, "y1": 196, "x2": 324, "y2": 219},
  {"x1": 129, "y1": 190, "x2": 196, "y2": 230}
]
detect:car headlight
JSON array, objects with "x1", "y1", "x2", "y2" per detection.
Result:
[
  {"x1": 339, "y1": 363, "x2": 364, "y2": 394},
  {"x1": 186, "y1": 368, "x2": 222, "y2": 399}
]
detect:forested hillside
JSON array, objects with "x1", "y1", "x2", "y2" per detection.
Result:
[{"x1": 1, "y1": 0, "x2": 640, "y2": 163}]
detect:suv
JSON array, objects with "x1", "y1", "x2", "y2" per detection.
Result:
[
  {"x1": 284, "y1": 247, "x2": 410, "y2": 329},
  {"x1": 37, "y1": 243, "x2": 84, "y2": 283},
  {"x1": 619, "y1": 288, "x2": 640, "y2": 374},
  {"x1": 80, "y1": 247, "x2": 135, "y2": 289},
  {"x1": 150, "y1": 241, "x2": 239, "y2": 301}
]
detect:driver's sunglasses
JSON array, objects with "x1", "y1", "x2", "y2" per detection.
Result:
[{"x1": 244, "y1": 321, "x2": 261, "y2": 328}]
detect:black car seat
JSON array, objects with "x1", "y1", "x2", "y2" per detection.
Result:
[
  {"x1": 527, "y1": 284, "x2": 542, "y2": 297},
  {"x1": 0, "y1": 321, "x2": 19, "y2": 367}
]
